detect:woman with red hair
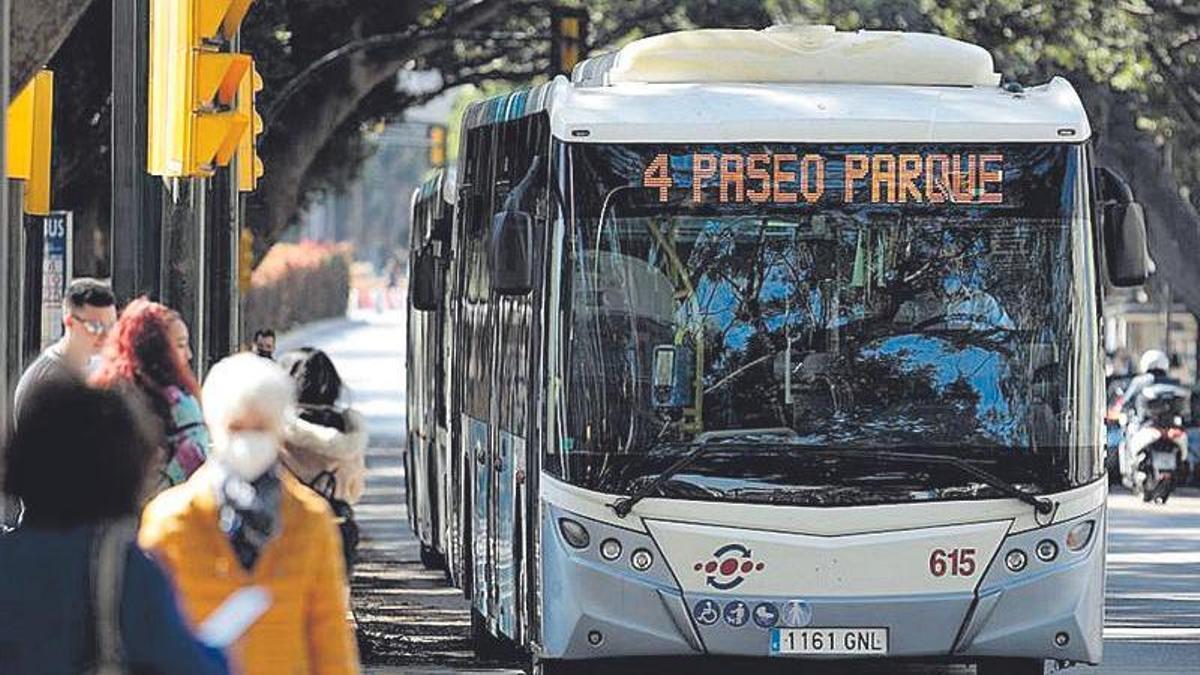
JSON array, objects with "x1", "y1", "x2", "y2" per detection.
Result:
[{"x1": 92, "y1": 298, "x2": 210, "y2": 496}]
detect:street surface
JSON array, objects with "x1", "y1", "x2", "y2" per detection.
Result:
[{"x1": 288, "y1": 311, "x2": 1200, "y2": 674}]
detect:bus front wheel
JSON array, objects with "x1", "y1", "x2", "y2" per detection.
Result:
[{"x1": 976, "y1": 657, "x2": 1046, "y2": 675}]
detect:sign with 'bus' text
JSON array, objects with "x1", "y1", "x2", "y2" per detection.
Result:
[{"x1": 40, "y1": 211, "x2": 73, "y2": 349}]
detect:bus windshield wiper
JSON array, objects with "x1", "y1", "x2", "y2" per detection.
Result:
[
  {"x1": 611, "y1": 441, "x2": 724, "y2": 517},
  {"x1": 842, "y1": 449, "x2": 1055, "y2": 516},
  {"x1": 609, "y1": 443, "x2": 1055, "y2": 518}
]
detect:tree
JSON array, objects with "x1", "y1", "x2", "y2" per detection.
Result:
[
  {"x1": 243, "y1": 0, "x2": 703, "y2": 245},
  {"x1": 11, "y1": 0, "x2": 96, "y2": 97}
]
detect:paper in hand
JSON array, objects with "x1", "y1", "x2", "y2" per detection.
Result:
[{"x1": 196, "y1": 586, "x2": 272, "y2": 648}]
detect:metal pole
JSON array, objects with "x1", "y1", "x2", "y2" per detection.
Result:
[
  {"x1": 5, "y1": 181, "x2": 22, "y2": 395},
  {"x1": 0, "y1": 0, "x2": 9, "y2": 425},
  {"x1": 112, "y1": 0, "x2": 159, "y2": 302}
]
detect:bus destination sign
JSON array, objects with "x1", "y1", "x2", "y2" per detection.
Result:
[{"x1": 642, "y1": 152, "x2": 1005, "y2": 206}]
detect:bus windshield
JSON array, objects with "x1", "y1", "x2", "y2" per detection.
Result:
[{"x1": 549, "y1": 142, "x2": 1101, "y2": 507}]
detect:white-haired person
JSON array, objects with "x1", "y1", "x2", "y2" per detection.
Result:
[{"x1": 139, "y1": 353, "x2": 360, "y2": 675}]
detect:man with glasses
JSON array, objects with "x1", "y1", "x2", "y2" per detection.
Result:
[
  {"x1": 12, "y1": 278, "x2": 117, "y2": 421},
  {"x1": 4, "y1": 279, "x2": 117, "y2": 531}
]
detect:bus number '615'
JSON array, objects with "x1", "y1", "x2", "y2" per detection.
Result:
[{"x1": 929, "y1": 548, "x2": 976, "y2": 577}]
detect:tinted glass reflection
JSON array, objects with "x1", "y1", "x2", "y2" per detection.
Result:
[{"x1": 551, "y1": 143, "x2": 1097, "y2": 505}]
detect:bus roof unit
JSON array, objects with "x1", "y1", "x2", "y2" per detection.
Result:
[
  {"x1": 573, "y1": 25, "x2": 1002, "y2": 88},
  {"x1": 555, "y1": 27, "x2": 1090, "y2": 145}
]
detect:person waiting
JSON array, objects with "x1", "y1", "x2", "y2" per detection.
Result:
[
  {"x1": 0, "y1": 378, "x2": 228, "y2": 674},
  {"x1": 139, "y1": 353, "x2": 360, "y2": 674}
]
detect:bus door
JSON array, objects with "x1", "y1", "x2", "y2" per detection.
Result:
[
  {"x1": 458, "y1": 126, "x2": 498, "y2": 619},
  {"x1": 487, "y1": 114, "x2": 545, "y2": 643},
  {"x1": 492, "y1": 299, "x2": 529, "y2": 640}
]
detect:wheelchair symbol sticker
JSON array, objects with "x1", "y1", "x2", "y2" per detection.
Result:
[
  {"x1": 692, "y1": 599, "x2": 721, "y2": 626},
  {"x1": 723, "y1": 600, "x2": 749, "y2": 627}
]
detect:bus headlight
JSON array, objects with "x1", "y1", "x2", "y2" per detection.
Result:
[
  {"x1": 630, "y1": 548, "x2": 654, "y2": 571},
  {"x1": 600, "y1": 538, "x2": 623, "y2": 561},
  {"x1": 1035, "y1": 539, "x2": 1059, "y2": 562},
  {"x1": 559, "y1": 518, "x2": 590, "y2": 549},
  {"x1": 1065, "y1": 520, "x2": 1095, "y2": 551},
  {"x1": 1005, "y1": 549, "x2": 1028, "y2": 572}
]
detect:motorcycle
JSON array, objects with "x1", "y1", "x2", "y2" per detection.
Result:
[{"x1": 1121, "y1": 383, "x2": 1190, "y2": 503}]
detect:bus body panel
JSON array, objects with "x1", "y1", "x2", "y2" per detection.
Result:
[
  {"x1": 538, "y1": 493, "x2": 1105, "y2": 663},
  {"x1": 540, "y1": 473, "x2": 1107, "y2": 537},
  {"x1": 496, "y1": 430, "x2": 519, "y2": 638},
  {"x1": 467, "y1": 414, "x2": 491, "y2": 616},
  {"x1": 645, "y1": 519, "x2": 1011, "y2": 597},
  {"x1": 540, "y1": 503, "x2": 701, "y2": 660}
]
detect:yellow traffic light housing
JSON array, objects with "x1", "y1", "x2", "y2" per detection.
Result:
[
  {"x1": 237, "y1": 63, "x2": 264, "y2": 192},
  {"x1": 428, "y1": 124, "x2": 447, "y2": 168},
  {"x1": 238, "y1": 227, "x2": 255, "y2": 292},
  {"x1": 148, "y1": 0, "x2": 255, "y2": 177},
  {"x1": 6, "y1": 70, "x2": 54, "y2": 215},
  {"x1": 550, "y1": 7, "x2": 589, "y2": 76}
]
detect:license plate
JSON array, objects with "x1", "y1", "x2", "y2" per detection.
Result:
[
  {"x1": 1152, "y1": 453, "x2": 1177, "y2": 470},
  {"x1": 770, "y1": 628, "x2": 888, "y2": 655}
]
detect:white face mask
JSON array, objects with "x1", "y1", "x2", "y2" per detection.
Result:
[{"x1": 220, "y1": 431, "x2": 279, "y2": 482}]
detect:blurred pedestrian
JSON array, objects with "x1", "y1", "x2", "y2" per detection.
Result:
[
  {"x1": 91, "y1": 298, "x2": 209, "y2": 496},
  {"x1": 279, "y1": 348, "x2": 368, "y2": 504},
  {"x1": 0, "y1": 377, "x2": 228, "y2": 675},
  {"x1": 12, "y1": 278, "x2": 116, "y2": 420},
  {"x1": 4, "y1": 278, "x2": 117, "y2": 530},
  {"x1": 279, "y1": 348, "x2": 368, "y2": 571},
  {"x1": 139, "y1": 353, "x2": 360, "y2": 675},
  {"x1": 252, "y1": 328, "x2": 276, "y2": 360}
]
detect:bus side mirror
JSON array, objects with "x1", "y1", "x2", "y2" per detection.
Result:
[
  {"x1": 1104, "y1": 201, "x2": 1150, "y2": 288},
  {"x1": 491, "y1": 210, "x2": 533, "y2": 296},
  {"x1": 1098, "y1": 167, "x2": 1150, "y2": 288},
  {"x1": 410, "y1": 247, "x2": 443, "y2": 311}
]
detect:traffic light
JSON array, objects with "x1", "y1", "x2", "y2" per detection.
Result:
[
  {"x1": 237, "y1": 62, "x2": 264, "y2": 192},
  {"x1": 6, "y1": 70, "x2": 54, "y2": 215},
  {"x1": 238, "y1": 227, "x2": 254, "y2": 292},
  {"x1": 428, "y1": 124, "x2": 447, "y2": 168},
  {"x1": 550, "y1": 7, "x2": 589, "y2": 76},
  {"x1": 148, "y1": 0, "x2": 255, "y2": 177}
]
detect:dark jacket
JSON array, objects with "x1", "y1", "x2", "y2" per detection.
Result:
[{"x1": 0, "y1": 525, "x2": 228, "y2": 675}]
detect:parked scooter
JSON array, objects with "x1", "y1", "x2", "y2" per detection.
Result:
[{"x1": 1121, "y1": 383, "x2": 1191, "y2": 503}]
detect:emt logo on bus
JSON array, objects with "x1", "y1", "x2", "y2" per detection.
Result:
[
  {"x1": 642, "y1": 152, "x2": 1005, "y2": 206},
  {"x1": 694, "y1": 543, "x2": 767, "y2": 590}
]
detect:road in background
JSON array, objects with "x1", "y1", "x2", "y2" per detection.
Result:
[{"x1": 288, "y1": 311, "x2": 1200, "y2": 674}]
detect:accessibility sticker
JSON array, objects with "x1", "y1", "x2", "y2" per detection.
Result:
[
  {"x1": 723, "y1": 600, "x2": 749, "y2": 627},
  {"x1": 693, "y1": 598, "x2": 721, "y2": 626},
  {"x1": 753, "y1": 602, "x2": 780, "y2": 628}
]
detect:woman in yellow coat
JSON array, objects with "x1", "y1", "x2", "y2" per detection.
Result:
[{"x1": 140, "y1": 353, "x2": 360, "y2": 675}]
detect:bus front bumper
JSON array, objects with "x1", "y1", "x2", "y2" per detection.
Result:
[{"x1": 540, "y1": 503, "x2": 1104, "y2": 665}]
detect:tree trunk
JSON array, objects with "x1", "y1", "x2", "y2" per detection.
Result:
[
  {"x1": 1086, "y1": 82, "x2": 1200, "y2": 313},
  {"x1": 250, "y1": 0, "x2": 509, "y2": 243},
  {"x1": 11, "y1": 0, "x2": 95, "y2": 97}
]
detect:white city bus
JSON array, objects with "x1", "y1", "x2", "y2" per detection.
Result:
[
  {"x1": 407, "y1": 26, "x2": 1152, "y2": 674},
  {"x1": 405, "y1": 171, "x2": 454, "y2": 570}
]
